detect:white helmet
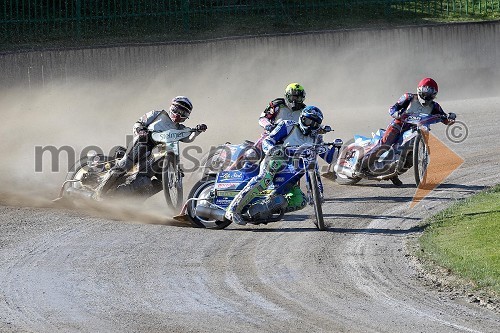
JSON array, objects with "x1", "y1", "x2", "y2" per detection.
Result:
[{"x1": 169, "y1": 96, "x2": 193, "y2": 122}]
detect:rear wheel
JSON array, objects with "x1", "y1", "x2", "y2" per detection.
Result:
[
  {"x1": 57, "y1": 155, "x2": 111, "y2": 201},
  {"x1": 413, "y1": 132, "x2": 429, "y2": 187},
  {"x1": 186, "y1": 177, "x2": 231, "y2": 229},
  {"x1": 309, "y1": 170, "x2": 326, "y2": 231},
  {"x1": 162, "y1": 154, "x2": 183, "y2": 210}
]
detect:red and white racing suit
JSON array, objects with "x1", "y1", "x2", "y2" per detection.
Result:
[{"x1": 382, "y1": 93, "x2": 451, "y2": 146}]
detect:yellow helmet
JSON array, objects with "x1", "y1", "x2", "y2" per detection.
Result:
[{"x1": 284, "y1": 83, "x2": 306, "y2": 110}]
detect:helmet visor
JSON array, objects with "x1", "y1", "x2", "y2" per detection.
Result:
[
  {"x1": 300, "y1": 116, "x2": 320, "y2": 130},
  {"x1": 290, "y1": 94, "x2": 305, "y2": 103},
  {"x1": 171, "y1": 105, "x2": 190, "y2": 118},
  {"x1": 418, "y1": 86, "x2": 437, "y2": 101}
]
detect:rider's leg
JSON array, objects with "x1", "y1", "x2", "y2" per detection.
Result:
[
  {"x1": 225, "y1": 156, "x2": 284, "y2": 225},
  {"x1": 93, "y1": 137, "x2": 148, "y2": 199},
  {"x1": 380, "y1": 120, "x2": 410, "y2": 185},
  {"x1": 361, "y1": 120, "x2": 403, "y2": 173},
  {"x1": 381, "y1": 119, "x2": 404, "y2": 146}
]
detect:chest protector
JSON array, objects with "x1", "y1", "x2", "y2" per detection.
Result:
[
  {"x1": 275, "y1": 105, "x2": 301, "y2": 123},
  {"x1": 148, "y1": 112, "x2": 181, "y2": 132},
  {"x1": 282, "y1": 126, "x2": 316, "y2": 147},
  {"x1": 405, "y1": 95, "x2": 434, "y2": 116}
]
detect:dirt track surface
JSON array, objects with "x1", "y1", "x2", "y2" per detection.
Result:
[{"x1": 1, "y1": 98, "x2": 500, "y2": 332}]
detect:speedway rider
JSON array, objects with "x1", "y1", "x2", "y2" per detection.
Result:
[
  {"x1": 363, "y1": 77, "x2": 456, "y2": 185},
  {"x1": 259, "y1": 83, "x2": 307, "y2": 133},
  {"x1": 225, "y1": 106, "x2": 334, "y2": 225},
  {"x1": 93, "y1": 96, "x2": 207, "y2": 200}
]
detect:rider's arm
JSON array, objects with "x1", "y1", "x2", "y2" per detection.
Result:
[
  {"x1": 319, "y1": 144, "x2": 338, "y2": 164},
  {"x1": 431, "y1": 102, "x2": 453, "y2": 125},
  {"x1": 258, "y1": 99, "x2": 285, "y2": 130},
  {"x1": 261, "y1": 120, "x2": 292, "y2": 154},
  {"x1": 312, "y1": 133, "x2": 338, "y2": 164},
  {"x1": 182, "y1": 124, "x2": 208, "y2": 143},
  {"x1": 183, "y1": 132, "x2": 200, "y2": 143},
  {"x1": 258, "y1": 108, "x2": 274, "y2": 129},
  {"x1": 180, "y1": 124, "x2": 198, "y2": 143},
  {"x1": 133, "y1": 110, "x2": 162, "y2": 134},
  {"x1": 389, "y1": 93, "x2": 412, "y2": 119}
]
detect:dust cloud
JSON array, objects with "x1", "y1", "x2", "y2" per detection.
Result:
[{"x1": 0, "y1": 27, "x2": 498, "y2": 221}]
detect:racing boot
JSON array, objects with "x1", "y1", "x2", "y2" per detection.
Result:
[
  {"x1": 224, "y1": 176, "x2": 267, "y2": 225},
  {"x1": 390, "y1": 176, "x2": 403, "y2": 187},
  {"x1": 224, "y1": 210, "x2": 246, "y2": 226},
  {"x1": 284, "y1": 185, "x2": 307, "y2": 213}
]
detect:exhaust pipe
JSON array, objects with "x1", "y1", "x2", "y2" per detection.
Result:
[{"x1": 195, "y1": 205, "x2": 226, "y2": 221}]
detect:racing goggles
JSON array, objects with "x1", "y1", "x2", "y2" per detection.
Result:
[
  {"x1": 418, "y1": 86, "x2": 437, "y2": 101},
  {"x1": 290, "y1": 94, "x2": 305, "y2": 103},
  {"x1": 300, "y1": 116, "x2": 321, "y2": 130},
  {"x1": 170, "y1": 105, "x2": 190, "y2": 118}
]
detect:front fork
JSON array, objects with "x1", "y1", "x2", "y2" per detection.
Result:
[
  {"x1": 163, "y1": 142, "x2": 183, "y2": 189},
  {"x1": 305, "y1": 166, "x2": 324, "y2": 205},
  {"x1": 175, "y1": 155, "x2": 184, "y2": 188}
]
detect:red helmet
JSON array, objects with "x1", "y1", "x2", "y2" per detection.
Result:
[{"x1": 417, "y1": 78, "x2": 438, "y2": 102}]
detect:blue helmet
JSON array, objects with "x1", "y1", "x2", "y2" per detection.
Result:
[{"x1": 299, "y1": 106, "x2": 323, "y2": 135}]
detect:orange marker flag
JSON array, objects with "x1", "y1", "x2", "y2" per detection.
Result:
[{"x1": 411, "y1": 131, "x2": 464, "y2": 208}]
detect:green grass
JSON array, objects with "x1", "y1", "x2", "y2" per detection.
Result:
[{"x1": 419, "y1": 184, "x2": 500, "y2": 295}]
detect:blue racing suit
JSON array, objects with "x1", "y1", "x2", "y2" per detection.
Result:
[{"x1": 225, "y1": 120, "x2": 336, "y2": 223}]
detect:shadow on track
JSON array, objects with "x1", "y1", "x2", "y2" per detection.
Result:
[{"x1": 222, "y1": 225, "x2": 424, "y2": 234}]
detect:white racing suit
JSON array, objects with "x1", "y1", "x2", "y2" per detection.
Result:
[
  {"x1": 255, "y1": 98, "x2": 306, "y2": 149},
  {"x1": 258, "y1": 98, "x2": 305, "y2": 130},
  {"x1": 95, "y1": 110, "x2": 201, "y2": 197}
]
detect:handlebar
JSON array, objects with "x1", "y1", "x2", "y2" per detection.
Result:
[
  {"x1": 322, "y1": 139, "x2": 344, "y2": 148},
  {"x1": 150, "y1": 127, "x2": 198, "y2": 134},
  {"x1": 399, "y1": 113, "x2": 449, "y2": 127}
]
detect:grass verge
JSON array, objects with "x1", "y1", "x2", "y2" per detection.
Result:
[{"x1": 417, "y1": 184, "x2": 500, "y2": 297}]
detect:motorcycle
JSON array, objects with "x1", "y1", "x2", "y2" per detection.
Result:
[
  {"x1": 175, "y1": 128, "x2": 343, "y2": 230},
  {"x1": 54, "y1": 127, "x2": 199, "y2": 209},
  {"x1": 333, "y1": 113, "x2": 452, "y2": 186}
]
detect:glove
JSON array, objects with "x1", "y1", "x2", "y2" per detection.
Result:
[
  {"x1": 445, "y1": 113, "x2": 456, "y2": 125},
  {"x1": 135, "y1": 125, "x2": 148, "y2": 138},
  {"x1": 318, "y1": 125, "x2": 332, "y2": 134},
  {"x1": 196, "y1": 124, "x2": 207, "y2": 132},
  {"x1": 264, "y1": 124, "x2": 275, "y2": 132}
]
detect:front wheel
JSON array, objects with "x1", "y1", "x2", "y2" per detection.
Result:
[
  {"x1": 162, "y1": 154, "x2": 183, "y2": 210},
  {"x1": 413, "y1": 132, "x2": 429, "y2": 187},
  {"x1": 308, "y1": 170, "x2": 326, "y2": 231},
  {"x1": 186, "y1": 177, "x2": 231, "y2": 229}
]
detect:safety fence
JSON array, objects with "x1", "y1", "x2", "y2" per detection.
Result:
[{"x1": 1, "y1": 1, "x2": 500, "y2": 45}]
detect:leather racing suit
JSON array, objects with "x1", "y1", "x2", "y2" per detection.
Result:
[
  {"x1": 381, "y1": 93, "x2": 452, "y2": 146},
  {"x1": 258, "y1": 98, "x2": 306, "y2": 132},
  {"x1": 95, "y1": 110, "x2": 202, "y2": 197},
  {"x1": 225, "y1": 120, "x2": 335, "y2": 225}
]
